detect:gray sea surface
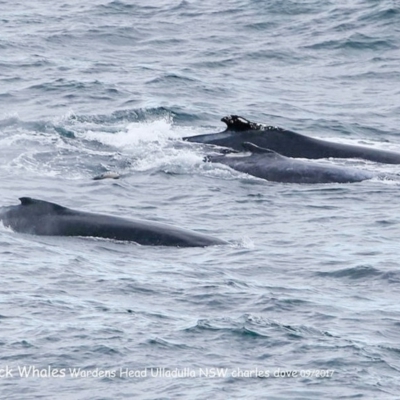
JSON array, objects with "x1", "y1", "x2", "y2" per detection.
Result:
[{"x1": 1, "y1": 0, "x2": 400, "y2": 399}]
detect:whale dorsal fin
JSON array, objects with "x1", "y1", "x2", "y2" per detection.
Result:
[
  {"x1": 19, "y1": 197, "x2": 67, "y2": 212},
  {"x1": 222, "y1": 115, "x2": 287, "y2": 134},
  {"x1": 19, "y1": 197, "x2": 41, "y2": 206},
  {"x1": 241, "y1": 142, "x2": 278, "y2": 154},
  {"x1": 221, "y1": 115, "x2": 264, "y2": 131}
]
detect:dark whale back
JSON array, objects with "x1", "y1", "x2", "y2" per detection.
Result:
[
  {"x1": 207, "y1": 142, "x2": 374, "y2": 184},
  {"x1": 0, "y1": 198, "x2": 225, "y2": 247},
  {"x1": 185, "y1": 115, "x2": 400, "y2": 164}
]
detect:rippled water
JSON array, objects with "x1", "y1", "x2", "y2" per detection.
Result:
[{"x1": 1, "y1": 1, "x2": 400, "y2": 399}]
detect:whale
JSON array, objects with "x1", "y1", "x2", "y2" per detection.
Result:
[
  {"x1": 0, "y1": 198, "x2": 226, "y2": 247},
  {"x1": 206, "y1": 142, "x2": 374, "y2": 184},
  {"x1": 184, "y1": 115, "x2": 400, "y2": 164}
]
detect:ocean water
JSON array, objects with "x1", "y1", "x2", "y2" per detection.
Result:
[{"x1": 1, "y1": 0, "x2": 400, "y2": 398}]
